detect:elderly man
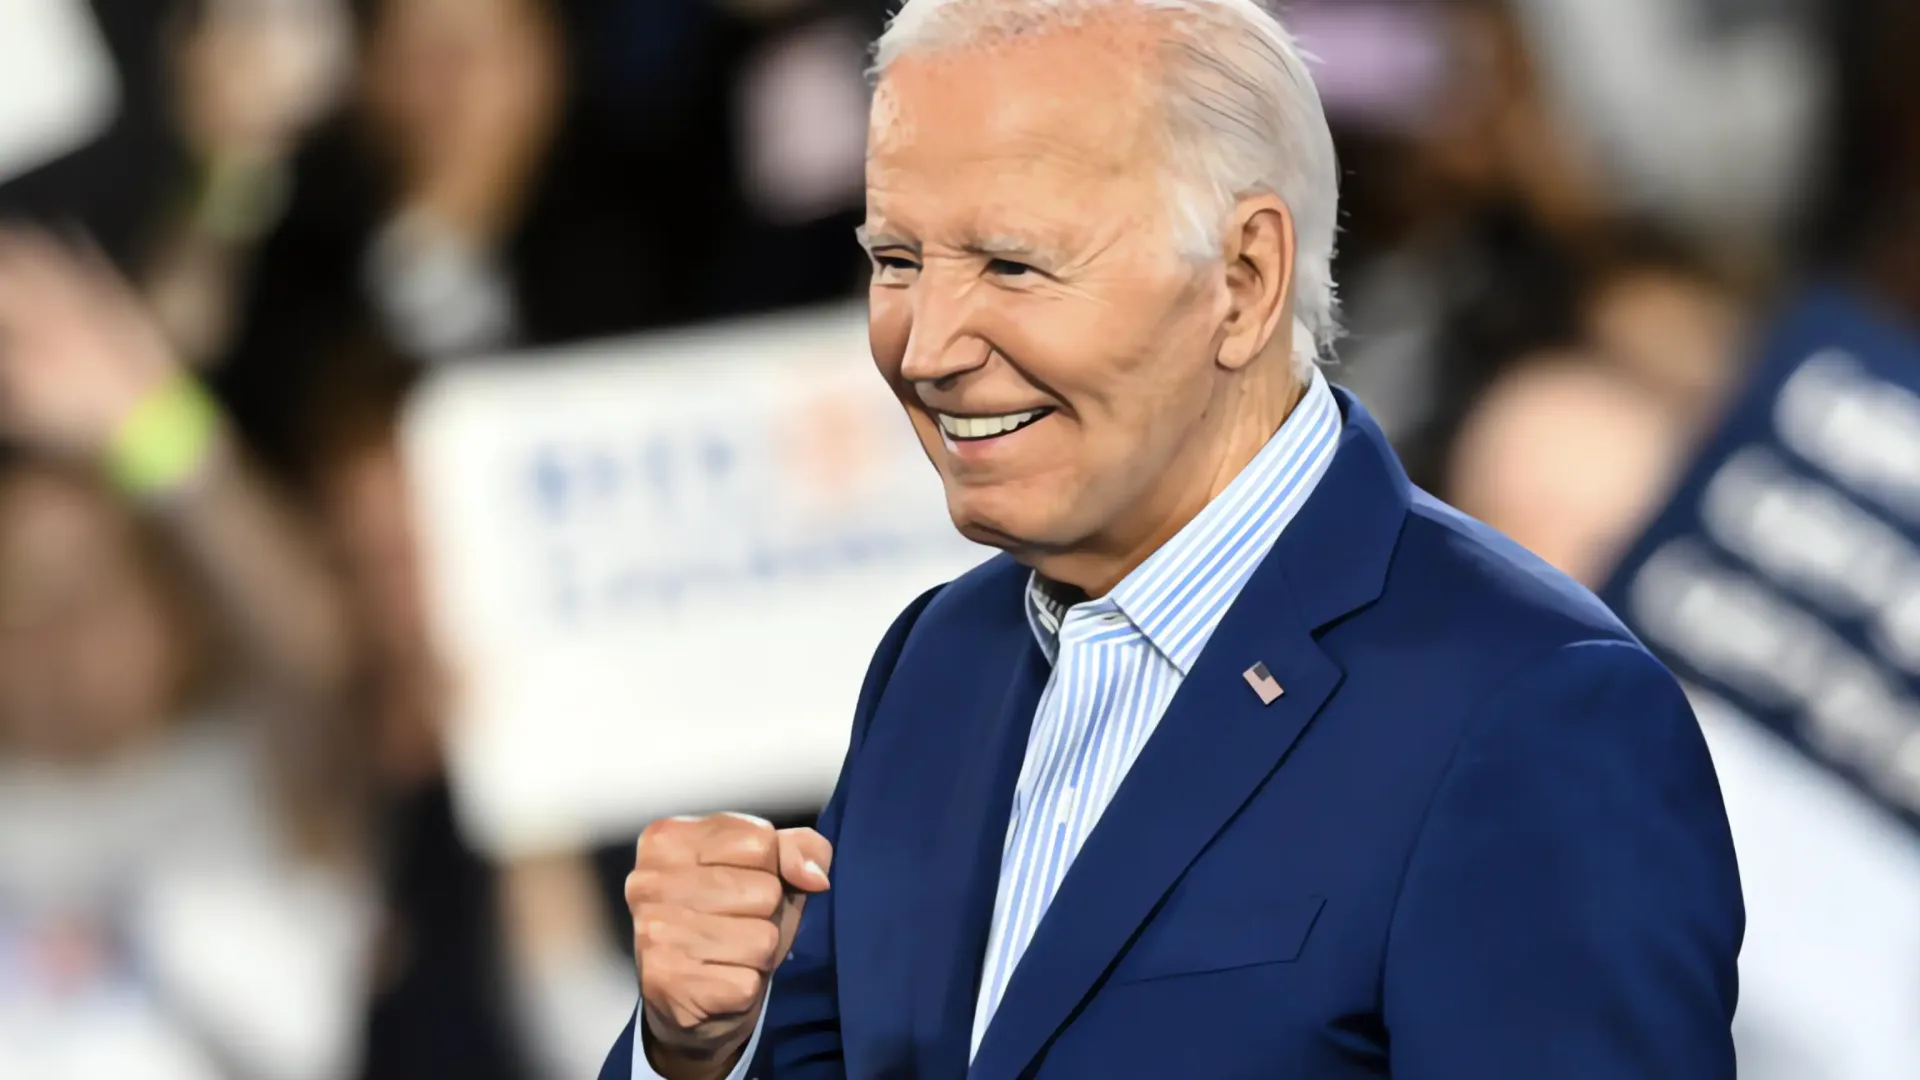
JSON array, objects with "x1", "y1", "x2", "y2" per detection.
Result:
[{"x1": 603, "y1": 1, "x2": 1743, "y2": 1078}]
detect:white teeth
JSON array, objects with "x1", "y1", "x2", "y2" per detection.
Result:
[{"x1": 937, "y1": 409, "x2": 1046, "y2": 440}]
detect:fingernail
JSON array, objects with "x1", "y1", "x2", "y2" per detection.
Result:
[
  {"x1": 721, "y1": 811, "x2": 773, "y2": 828},
  {"x1": 804, "y1": 859, "x2": 827, "y2": 882},
  {"x1": 668, "y1": 815, "x2": 703, "y2": 823}
]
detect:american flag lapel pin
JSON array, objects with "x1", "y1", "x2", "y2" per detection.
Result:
[{"x1": 1243, "y1": 662, "x2": 1284, "y2": 705}]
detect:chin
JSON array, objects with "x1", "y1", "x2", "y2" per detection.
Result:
[{"x1": 944, "y1": 486, "x2": 1072, "y2": 557}]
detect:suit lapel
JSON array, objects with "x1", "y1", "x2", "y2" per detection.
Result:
[
  {"x1": 911, "y1": 622, "x2": 1052, "y2": 1080},
  {"x1": 965, "y1": 390, "x2": 1412, "y2": 1080},
  {"x1": 964, "y1": 568, "x2": 1341, "y2": 1080}
]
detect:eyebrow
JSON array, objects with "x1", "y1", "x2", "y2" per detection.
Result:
[
  {"x1": 854, "y1": 225, "x2": 914, "y2": 253},
  {"x1": 855, "y1": 225, "x2": 1062, "y2": 264},
  {"x1": 962, "y1": 235, "x2": 1057, "y2": 262}
]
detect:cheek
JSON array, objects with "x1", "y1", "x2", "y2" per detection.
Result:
[
  {"x1": 995, "y1": 282, "x2": 1216, "y2": 412},
  {"x1": 1031, "y1": 329, "x2": 1211, "y2": 438},
  {"x1": 867, "y1": 293, "x2": 911, "y2": 386}
]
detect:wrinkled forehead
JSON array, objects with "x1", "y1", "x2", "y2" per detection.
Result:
[
  {"x1": 866, "y1": 29, "x2": 1171, "y2": 237},
  {"x1": 875, "y1": 11, "x2": 1175, "y2": 171}
]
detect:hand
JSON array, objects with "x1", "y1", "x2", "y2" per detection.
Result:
[
  {"x1": 170, "y1": 1, "x2": 347, "y2": 165},
  {"x1": 0, "y1": 230, "x2": 180, "y2": 459},
  {"x1": 626, "y1": 814, "x2": 833, "y2": 1076},
  {"x1": 367, "y1": 2, "x2": 561, "y2": 246}
]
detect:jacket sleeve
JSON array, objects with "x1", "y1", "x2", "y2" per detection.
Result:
[
  {"x1": 1383, "y1": 639, "x2": 1745, "y2": 1080},
  {"x1": 601, "y1": 585, "x2": 946, "y2": 1080}
]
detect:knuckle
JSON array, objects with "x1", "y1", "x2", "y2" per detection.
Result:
[
  {"x1": 737, "y1": 871, "x2": 784, "y2": 916},
  {"x1": 630, "y1": 904, "x2": 673, "y2": 950},
  {"x1": 638, "y1": 957, "x2": 679, "y2": 1003},
  {"x1": 745, "y1": 919, "x2": 783, "y2": 968},
  {"x1": 713, "y1": 966, "x2": 764, "y2": 1012},
  {"x1": 628, "y1": 866, "x2": 681, "y2": 908},
  {"x1": 670, "y1": 1000, "x2": 704, "y2": 1031},
  {"x1": 741, "y1": 828, "x2": 778, "y2": 860},
  {"x1": 780, "y1": 826, "x2": 830, "y2": 864},
  {"x1": 634, "y1": 828, "x2": 664, "y2": 866},
  {"x1": 636, "y1": 817, "x2": 686, "y2": 860},
  {"x1": 716, "y1": 818, "x2": 776, "y2": 856}
]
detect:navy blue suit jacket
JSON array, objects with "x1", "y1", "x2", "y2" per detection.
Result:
[{"x1": 605, "y1": 390, "x2": 1743, "y2": 1079}]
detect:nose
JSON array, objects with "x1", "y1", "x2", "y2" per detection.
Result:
[{"x1": 898, "y1": 271, "x2": 993, "y2": 390}]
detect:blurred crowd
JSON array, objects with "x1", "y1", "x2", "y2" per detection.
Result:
[{"x1": 0, "y1": 0, "x2": 1914, "y2": 1078}]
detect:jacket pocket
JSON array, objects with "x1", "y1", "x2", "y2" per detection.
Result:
[{"x1": 1111, "y1": 894, "x2": 1326, "y2": 984}]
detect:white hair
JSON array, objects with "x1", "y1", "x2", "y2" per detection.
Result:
[{"x1": 872, "y1": 0, "x2": 1341, "y2": 375}]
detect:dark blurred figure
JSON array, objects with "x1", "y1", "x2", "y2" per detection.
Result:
[
  {"x1": 197, "y1": 4, "x2": 880, "y2": 1077},
  {"x1": 0, "y1": 0, "x2": 352, "y2": 357},
  {"x1": 0, "y1": 231, "x2": 366, "y2": 1079},
  {"x1": 311, "y1": 358, "x2": 828, "y2": 1080},
  {"x1": 145, "y1": 0, "x2": 354, "y2": 366},
  {"x1": 1324, "y1": 0, "x2": 1751, "y2": 497},
  {"x1": 1439, "y1": 0, "x2": 1920, "y2": 595},
  {"x1": 214, "y1": 0, "x2": 877, "y2": 494},
  {"x1": 215, "y1": 0, "x2": 578, "y2": 490},
  {"x1": 0, "y1": 0, "x2": 188, "y2": 266},
  {"x1": 1437, "y1": 234, "x2": 1744, "y2": 587},
  {"x1": 305, "y1": 363, "x2": 536, "y2": 1080},
  {"x1": 1325, "y1": 0, "x2": 1611, "y2": 489},
  {"x1": 1822, "y1": 0, "x2": 1920, "y2": 330}
]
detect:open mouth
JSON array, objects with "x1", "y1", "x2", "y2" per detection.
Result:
[{"x1": 935, "y1": 407, "x2": 1055, "y2": 442}]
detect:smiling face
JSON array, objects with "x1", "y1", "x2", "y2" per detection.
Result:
[{"x1": 865, "y1": 18, "x2": 1299, "y2": 592}]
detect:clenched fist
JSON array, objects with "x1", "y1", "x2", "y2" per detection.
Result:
[{"x1": 627, "y1": 813, "x2": 833, "y2": 1079}]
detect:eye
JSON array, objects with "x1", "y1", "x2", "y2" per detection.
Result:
[
  {"x1": 987, "y1": 258, "x2": 1035, "y2": 277},
  {"x1": 873, "y1": 254, "x2": 919, "y2": 271}
]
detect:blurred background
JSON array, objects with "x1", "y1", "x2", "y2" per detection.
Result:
[{"x1": 0, "y1": 0, "x2": 1916, "y2": 1078}]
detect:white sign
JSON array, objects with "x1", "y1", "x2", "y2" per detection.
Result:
[
  {"x1": 403, "y1": 305, "x2": 989, "y2": 857},
  {"x1": 1689, "y1": 689, "x2": 1920, "y2": 1080},
  {"x1": 0, "y1": 0, "x2": 118, "y2": 183}
]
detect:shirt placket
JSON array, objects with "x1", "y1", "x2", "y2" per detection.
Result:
[{"x1": 972, "y1": 602, "x2": 1130, "y2": 1054}]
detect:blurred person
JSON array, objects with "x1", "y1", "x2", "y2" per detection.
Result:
[
  {"x1": 1328, "y1": 0, "x2": 1620, "y2": 488},
  {"x1": 144, "y1": 0, "x2": 354, "y2": 365},
  {"x1": 0, "y1": 0, "x2": 350, "y2": 333},
  {"x1": 705, "y1": 0, "x2": 881, "y2": 319},
  {"x1": 563, "y1": 0, "x2": 883, "y2": 321},
  {"x1": 1508, "y1": 0, "x2": 1830, "y2": 278},
  {"x1": 605, "y1": 2, "x2": 1741, "y2": 1079},
  {"x1": 309, "y1": 365, "x2": 639, "y2": 1080},
  {"x1": 306, "y1": 366, "x2": 530, "y2": 1080},
  {"x1": 218, "y1": 0, "x2": 891, "y2": 492},
  {"x1": 214, "y1": 0, "x2": 745, "y2": 491},
  {"x1": 1450, "y1": 0, "x2": 1917, "y2": 594},
  {"x1": 1442, "y1": 230, "x2": 1747, "y2": 586},
  {"x1": 351, "y1": 0, "x2": 566, "y2": 360},
  {"x1": 1327, "y1": 0, "x2": 1763, "y2": 497},
  {"x1": 1446, "y1": 356, "x2": 1689, "y2": 588},
  {"x1": 0, "y1": 230, "x2": 371, "y2": 1079},
  {"x1": 1581, "y1": 251, "x2": 1747, "y2": 428}
]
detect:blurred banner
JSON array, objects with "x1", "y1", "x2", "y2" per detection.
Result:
[
  {"x1": 0, "y1": 0, "x2": 118, "y2": 183},
  {"x1": 1602, "y1": 288, "x2": 1920, "y2": 1080},
  {"x1": 403, "y1": 305, "x2": 987, "y2": 858}
]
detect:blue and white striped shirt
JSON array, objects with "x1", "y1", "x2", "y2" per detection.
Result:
[
  {"x1": 635, "y1": 369, "x2": 1342, "y2": 1080},
  {"x1": 968, "y1": 367, "x2": 1342, "y2": 1056}
]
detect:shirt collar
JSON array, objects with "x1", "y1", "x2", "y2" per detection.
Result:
[{"x1": 1022, "y1": 367, "x2": 1343, "y2": 672}]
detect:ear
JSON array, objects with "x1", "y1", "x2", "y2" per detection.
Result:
[{"x1": 1216, "y1": 194, "x2": 1296, "y2": 372}]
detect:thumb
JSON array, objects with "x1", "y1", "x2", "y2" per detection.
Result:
[
  {"x1": 775, "y1": 827, "x2": 833, "y2": 894},
  {"x1": 771, "y1": 829, "x2": 831, "y2": 967}
]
